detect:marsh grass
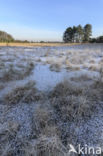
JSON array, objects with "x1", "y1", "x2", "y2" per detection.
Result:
[
  {"x1": 70, "y1": 74, "x2": 92, "y2": 82},
  {"x1": 4, "y1": 81, "x2": 44, "y2": 104},
  {"x1": 0, "y1": 62, "x2": 34, "y2": 82},
  {"x1": 49, "y1": 80, "x2": 100, "y2": 121},
  {"x1": 89, "y1": 65, "x2": 100, "y2": 71},
  {"x1": 49, "y1": 64, "x2": 61, "y2": 72},
  {"x1": 66, "y1": 65, "x2": 80, "y2": 71},
  {"x1": 1, "y1": 77, "x2": 103, "y2": 156},
  {"x1": 0, "y1": 84, "x2": 5, "y2": 90}
]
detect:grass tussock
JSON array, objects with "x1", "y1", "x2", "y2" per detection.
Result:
[
  {"x1": 70, "y1": 74, "x2": 92, "y2": 82},
  {"x1": 0, "y1": 62, "x2": 5, "y2": 69},
  {"x1": 49, "y1": 64, "x2": 61, "y2": 72},
  {"x1": 33, "y1": 107, "x2": 59, "y2": 137},
  {"x1": 4, "y1": 81, "x2": 45, "y2": 104},
  {"x1": 50, "y1": 80, "x2": 83, "y2": 98},
  {"x1": 88, "y1": 65, "x2": 100, "y2": 71},
  {"x1": 89, "y1": 60, "x2": 96, "y2": 64},
  {"x1": 0, "y1": 84, "x2": 5, "y2": 90},
  {"x1": 66, "y1": 65, "x2": 80, "y2": 71},
  {"x1": 16, "y1": 136, "x2": 67, "y2": 156},
  {"x1": 49, "y1": 80, "x2": 99, "y2": 121},
  {"x1": 0, "y1": 121, "x2": 20, "y2": 156},
  {"x1": 0, "y1": 62, "x2": 34, "y2": 82}
]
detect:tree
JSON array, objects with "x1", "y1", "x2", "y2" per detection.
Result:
[
  {"x1": 63, "y1": 27, "x2": 73, "y2": 43},
  {"x1": 84, "y1": 24, "x2": 92, "y2": 42},
  {"x1": 76, "y1": 25, "x2": 84, "y2": 42},
  {"x1": 0, "y1": 31, "x2": 14, "y2": 42},
  {"x1": 72, "y1": 26, "x2": 77, "y2": 42},
  {"x1": 63, "y1": 25, "x2": 84, "y2": 43},
  {"x1": 63, "y1": 24, "x2": 92, "y2": 43}
]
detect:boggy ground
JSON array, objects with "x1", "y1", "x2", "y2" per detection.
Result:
[{"x1": 0, "y1": 44, "x2": 103, "y2": 155}]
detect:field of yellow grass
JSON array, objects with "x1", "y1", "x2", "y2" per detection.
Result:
[{"x1": 0, "y1": 42, "x2": 82, "y2": 47}]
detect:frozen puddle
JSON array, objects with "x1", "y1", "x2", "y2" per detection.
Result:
[
  {"x1": 32, "y1": 64, "x2": 100, "y2": 91},
  {"x1": 33, "y1": 64, "x2": 68, "y2": 91},
  {"x1": 0, "y1": 64, "x2": 100, "y2": 98}
]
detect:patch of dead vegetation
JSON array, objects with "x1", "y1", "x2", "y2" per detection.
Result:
[
  {"x1": 0, "y1": 62, "x2": 34, "y2": 82},
  {"x1": 89, "y1": 60, "x2": 96, "y2": 64},
  {"x1": 0, "y1": 120, "x2": 20, "y2": 156},
  {"x1": 66, "y1": 65, "x2": 80, "y2": 71},
  {"x1": 4, "y1": 81, "x2": 45, "y2": 104},
  {"x1": 88, "y1": 65, "x2": 100, "y2": 71},
  {"x1": 70, "y1": 74, "x2": 92, "y2": 82},
  {"x1": 0, "y1": 62, "x2": 5, "y2": 69},
  {"x1": 0, "y1": 84, "x2": 5, "y2": 90},
  {"x1": 49, "y1": 64, "x2": 61, "y2": 72},
  {"x1": 33, "y1": 106, "x2": 59, "y2": 137},
  {"x1": 49, "y1": 80, "x2": 100, "y2": 121},
  {"x1": 50, "y1": 81, "x2": 83, "y2": 98}
]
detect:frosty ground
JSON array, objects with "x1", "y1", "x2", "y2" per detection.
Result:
[{"x1": 0, "y1": 44, "x2": 103, "y2": 155}]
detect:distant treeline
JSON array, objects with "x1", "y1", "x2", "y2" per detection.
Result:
[
  {"x1": 0, "y1": 29, "x2": 103, "y2": 44},
  {"x1": 90, "y1": 36, "x2": 103, "y2": 43},
  {"x1": 0, "y1": 31, "x2": 14, "y2": 42},
  {"x1": 63, "y1": 24, "x2": 103, "y2": 43}
]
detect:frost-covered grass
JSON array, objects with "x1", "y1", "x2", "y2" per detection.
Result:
[
  {"x1": 0, "y1": 44, "x2": 103, "y2": 155},
  {"x1": 49, "y1": 63, "x2": 61, "y2": 72},
  {"x1": 0, "y1": 62, "x2": 34, "y2": 82}
]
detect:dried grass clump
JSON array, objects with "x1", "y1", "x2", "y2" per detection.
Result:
[
  {"x1": 50, "y1": 80, "x2": 83, "y2": 98},
  {"x1": 66, "y1": 65, "x2": 80, "y2": 71},
  {"x1": 0, "y1": 62, "x2": 5, "y2": 69},
  {"x1": 99, "y1": 58, "x2": 103, "y2": 64},
  {"x1": 33, "y1": 106, "x2": 58, "y2": 137},
  {"x1": 91, "y1": 67, "x2": 103, "y2": 98},
  {"x1": 0, "y1": 121, "x2": 20, "y2": 156},
  {"x1": 89, "y1": 60, "x2": 95, "y2": 64},
  {"x1": 21, "y1": 136, "x2": 67, "y2": 156},
  {"x1": 88, "y1": 65, "x2": 100, "y2": 72},
  {"x1": 65, "y1": 58, "x2": 80, "y2": 71},
  {"x1": 49, "y1": 64, "x2": 61, "y2": 72},
  {"x1": 36, "y1": 58, "x2": 41, "y2": 62},
  {"x1": 0, "y1": 62, "x2": 34, "y2": 82},
  {"x1": 50, "y1": 80, "x2": 97, "y2": 121},
  {"x1": 4, "y1": 81, "x2": 44, "y2": 104},
  {"x1": 0, "y1": 84, "x2": 5, "y2": 90},
  {"x1": 65, "y1": 58, "x2": 70, "y2": 66},
  {"x1": 70, "y1": 57, "x2": 84, "y2": 64},
  {"x1": 70, "y1": 74, "x2": 92, "y2": 82},
  {"x1": 51, "y1": 95, "x2": 92, "y2": 121}
]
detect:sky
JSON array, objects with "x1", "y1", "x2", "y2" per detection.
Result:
[{"x1": 0, "y1": 0, "x2": 103, "y2": 41}]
